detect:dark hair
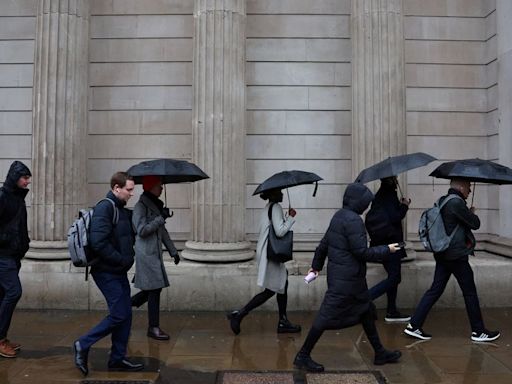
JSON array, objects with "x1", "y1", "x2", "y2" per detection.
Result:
[
  {"x1": 260, "y1": 189, "x2": 281, "y2": 201},
  {"x1": 110, "y1": 171, "x2": 133, "y2": 189}
]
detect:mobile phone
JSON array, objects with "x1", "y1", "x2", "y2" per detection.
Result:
[{"x1": 397, "y1": 241, "x2": 406, "y2": 248}]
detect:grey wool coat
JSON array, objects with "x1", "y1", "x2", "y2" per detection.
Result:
[
  {"x1": 132, "y1": 193, "x2": 178, "y2": 291},
  {"x1": 256, "y1": 202, "x2": 295, "y2": 294}
]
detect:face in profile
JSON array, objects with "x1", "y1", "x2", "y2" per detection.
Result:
[
  {"x1": 17, "y1": 175, "x2": 31, "y2": 189},
  {"x1": 114, "y1": 180, "x2": 135, "y2": 203},
  {"x1": 149, "y1": 181, "x2": 163, "y2": 197}
]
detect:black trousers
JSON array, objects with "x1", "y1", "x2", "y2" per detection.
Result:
[
  {"x1": 410, "y1": 258, "x2": 485, "y2": 332},
  {"x1": 241, "y1": 279, "x2": 288, "y2": 319},
  {"x1": 131, "y1": 289, "x2": 162, "y2": 327}
]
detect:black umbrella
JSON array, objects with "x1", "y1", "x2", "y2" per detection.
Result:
[
  {"x1": 127, "y1": 159, "x2": 209, "y2": 184},
  {"x1": 252, "y1": 170, "x2": 323, "y2": 197},
  {"x1": 429, "y1": 158, "x2": 512, "y2": 185},
  {"x1": 355, "y1": 152, "x2": 437, "y2": 184}
]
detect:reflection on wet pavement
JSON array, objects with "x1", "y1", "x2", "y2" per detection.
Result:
[{"x1": 0, "y1": 309, "x2": 510, "y2": 383}]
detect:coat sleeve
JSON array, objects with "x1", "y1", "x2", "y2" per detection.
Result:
[
  {"x1": 133, "y1": 202, "x2": 166, "y2": 238},
  {"x1": 90, "y1": 200, "x2": 123, "y2": 266},
  {"x1": 451, "y1": 199, "x2": 480, "y2": 230},
  {"x1": 311, "y1": 233, "x2": 328, "y2": 272},
  {"x1": 271, "y1": 203, "x2": 295, "y2": 237},
  {"x1": 161, "y1": 227, "x2": 178, "y2": 257},
  {"x1": 346, "y1": 216, "x2": 390, "y2": 262}
]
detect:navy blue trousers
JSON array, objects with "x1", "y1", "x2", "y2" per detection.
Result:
[
  {"x1": 368, "y1": 250, "x2": 403, "y2": 312},
  {"x1": 0, "y1": 257, "x2": 22, "y2": 340},
  {"x1": 410, "y1": 258, "x2": 485, "y2": 332},
  {"x1": 79, "y1": 271, "x2": 132, "y2": 363}
]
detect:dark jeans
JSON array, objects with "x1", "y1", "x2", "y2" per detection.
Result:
[
  {"x1": 79, "y1": 271, "x2": 132, "y2": 363},
  {"x1": 131, "y1": 289, "x2": 162, "y2": 327},
  {"x1": 368, "y1": 249, "x2": 403, "y2": 312},
  {"x1": 410, "y1": 258, "x2": 485, "y2": 332},
  {"x1": 0, "y1": 257, "x2": 22, "y2": 340}
]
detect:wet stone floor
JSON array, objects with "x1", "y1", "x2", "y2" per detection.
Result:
[{"x1": 0, "y1": 308, "x2": 511, "y2": 384}]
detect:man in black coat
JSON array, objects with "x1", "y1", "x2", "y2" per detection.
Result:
[
  {"x1": 404, "y1": 178, "x2": 500, "y2": 342},
  {"x1": 0, "y1": 161, "x2": 31, "y2": 358},
  {"x1": 74, "y1": 172, "x2": 143, "y2": 375},
  {"x1": 365, "y1": 176, "x2": 411, "y2": 322},
  {"x1": 294, "y1": 183, "x2": 402, "y2": 372}
]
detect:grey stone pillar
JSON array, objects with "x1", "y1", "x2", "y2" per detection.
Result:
[
  {"x1": 497, "y1": 0, "x2": 512, "y2": 237},
  {"x1": 351, "y1": 0, "x2": 406, "y2": 180},
  {"x1": 182, "y1": 0, "x2": 253, "y2": 262},
  {"x1": 27, "y1": 0, "x2": 89, "y2": 259}
]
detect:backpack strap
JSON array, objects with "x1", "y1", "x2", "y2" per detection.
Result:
[
  {"x1": 436, "y1": 194, "x2": 463, "y2": 237},
  {"x1": 98, "y1": 197, "x2": 119, "y2": 225}
]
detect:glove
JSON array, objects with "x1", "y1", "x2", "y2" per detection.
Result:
[
  {"x1": 161, "y1": 207, "x2": 173, "y2": 220},
  {"x1": 172, "y1": 252, "x2": 180, "y2": 265}
]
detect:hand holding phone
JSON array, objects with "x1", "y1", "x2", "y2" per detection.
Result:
[{"x1": 397, "y1": 241, "x2": 406, "y2": 248}]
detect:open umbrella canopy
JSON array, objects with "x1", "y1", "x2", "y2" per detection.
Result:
[
  {"x1": 252, "y1": 170, "x2": 323, "y2": 196},
  {"x1": 355, "y1": 152, "x2": 437, "y2": 183},
  {"x1": 127, "y1": 159, "x2": 209, "y2": 184},
  {"x1": 429, "y1": 158, "x2": 512, "y2": 184}
]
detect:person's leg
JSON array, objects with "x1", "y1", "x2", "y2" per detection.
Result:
[
  {"x1": 0, "y1": 257, "x2": 22, "y2": 342},
  {"x1": 383, "y1": 255, "x2": 402, "y2": 313},
  {"x1": 227, "y1": 289, "x2": 275, "y2": 335},
  {"x1": 361, "y1": 309, "x2": 401, "y2": 365},
  {"x1": 147, "y1": 289, "x2": 162, "y2": 328},
  {"x1": 293, "y1": 316, "x2": 325, "y2": 372},
  {"x1": 451, "y1": 260, "x2": 485, "y2": 333},
  {"x1": 276, "y1": 279, "x2": 301, "y2": 333},
  {"x1": 108, "y1": 275, "x2": 133, "y2": 364},
  {"x1": 409, "y1": 261, "x2": 451, "y2": 329},
  {"x1": 131, "y1": 290, "x2": 149, "y2": 308}
]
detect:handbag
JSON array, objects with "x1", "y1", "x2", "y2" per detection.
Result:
[{"x1": 266, "y1": 203, "x2": 293, "y2": 263}]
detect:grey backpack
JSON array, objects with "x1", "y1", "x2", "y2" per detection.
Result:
[
  {"x1": 418, "y1": 195, "x2": 461, "y2": 253},
  {"x1": 67, "y1": 198, "x2": 118, "y2": 269}
]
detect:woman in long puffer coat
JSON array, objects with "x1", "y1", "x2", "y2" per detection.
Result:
[
  {"x1": 227, "y1": 188, "x2": 300, "y2": 335},
  {"x1": 131, "y1": 176, "x2": 179, "y2": 340},
  {"x1": 293, "y1": 183, "x2": 402, "y2": 372}
]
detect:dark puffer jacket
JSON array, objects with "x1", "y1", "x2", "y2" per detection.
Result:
[
  {"x1": 311, "y1": 183, "x2": 391, "y2": 330},
  {"x1": 89, "y1": 191, "x2": 135, "y2": 274},
  {"x1": 0, "y1": 161, "x2": 31, "y2": 259},
  {"x1": 365, "y1": 183, "x2": 408, "y2": 245},
  {"x1": 436, "y1": 188, "x2": 480, "y2": 261}
]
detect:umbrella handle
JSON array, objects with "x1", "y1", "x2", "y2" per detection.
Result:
[
  {"x1": 396, "y1": 180, "x2": 404, "y2": 199},
  {"x1": 313, "y1": 181, "x2": 319, "y2": 197}
]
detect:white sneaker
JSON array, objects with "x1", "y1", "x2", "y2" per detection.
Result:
[
  {"x1": 404, "y1": 323, "x2": 432, "y2": 340},
  {"x1": 471, "y1": 330, "x2": 500, "y2": 342}
]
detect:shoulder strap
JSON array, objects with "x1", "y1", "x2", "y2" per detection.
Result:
[
  {"x1": 98, "y1": 198, "x2": 119, "y2": 225},
  {"x1": 268, "y1": 203, "x2": 275, "y2": 221},
  {"x1": 437, "y1": 194, "x2": 462, "y2": 210}
]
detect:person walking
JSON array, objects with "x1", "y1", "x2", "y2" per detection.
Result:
[
  {"x1": 0, "y1": 161, "x2": 31, "y2": 358},
  {"x1": 131, "y1": 175, "x2": 180, "y2": 341},
  {"x1": 294, "y1": 183, "x2": 402, "y2": 372},
  {"x1": 365, "y1": 176, "x2": 411, "y2": 322},
  {"x1": 73, "y1": 172, "x2": 143, "y2": 375},
  {"x1": 404, "y1": 178, "x2": 500, "y2": 342},
  {"x1": 227, "y1": 188, "x2": 300, "y2": 335}
]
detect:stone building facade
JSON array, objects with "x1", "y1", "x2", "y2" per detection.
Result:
[{"x1": 1, "y1": 0, "x2": 511, "y2": 310}]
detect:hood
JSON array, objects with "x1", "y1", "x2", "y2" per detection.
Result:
[
  {"x1": 343, "y1": 183, "x2": 374, "y2": 214},
  {"x1": 3, "y1": 161, "x2": 31, "y2": 193}
]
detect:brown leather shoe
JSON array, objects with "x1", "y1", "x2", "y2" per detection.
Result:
[
  {"x1": 0, "y1": 339, "x2": 17, "y2": 358},
  {"x1": 147, "y1": 327, "x2": 170, "y2": 340},
  {"x1": 5, "y1": 339, "x2": 21, "y2": 352}
]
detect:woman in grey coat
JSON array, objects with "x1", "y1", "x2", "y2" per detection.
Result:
[
  {"x1": 131, "y1": 175, "x2": 179, "y2": 340},
  {"x1": 227, "y1": 188, "x2": 300, "y2": 335}
]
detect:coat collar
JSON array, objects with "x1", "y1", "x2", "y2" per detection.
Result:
[{"x1": 139, "y1": 193, "x2": 162, "y2": 214}]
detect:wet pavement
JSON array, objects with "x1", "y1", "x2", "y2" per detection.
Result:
[{"x1": 0, "y1": 308, "x2": 511, "y2": 383}]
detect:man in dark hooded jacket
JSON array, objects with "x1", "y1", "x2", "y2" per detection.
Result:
[
  {"x1": 404, "y1": 178, "x2": 500, "y2": 342},
  {"x1": 0, "y1": 161, "x2": 31, "y2": 358},
  {"x1": 365, "y1": 176, "x2": 411, "y2": 322},
  {"x1": 293, "y1": 183, "x2": 402, "y2": 372}
]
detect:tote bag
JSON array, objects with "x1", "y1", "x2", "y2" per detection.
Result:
[{"x1": 266, "y1": 204, "x2": 293, "y2": 263}]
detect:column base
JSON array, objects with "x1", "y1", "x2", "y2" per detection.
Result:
[
  {"x1": 25, "y1": 241, "x2": 70, "y2": 260},
  {"x1": 181, "y1": 241, "x2": 254, "y2": 262}
]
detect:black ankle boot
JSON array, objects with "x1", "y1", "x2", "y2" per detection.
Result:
[
  {"x1": 374, "y1": 349, "x2": 401, "y2": 365},
  {"x1": 277, "y1": 317, "x2": 301, "y2": 333},
  {"x1": 227, "y1": 310, "x2": 245, "y2": 335},
  {"x1": 293, "y1": 352, "x2": 324, "y2": 372}
]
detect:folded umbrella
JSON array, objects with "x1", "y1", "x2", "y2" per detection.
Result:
[
  {"x1": 252, "y1": 170, "x2": 323, "y2": 196},
  {"x1": 355, "y1": 152, "x2": 437, "y2": 184},
  {"x1": 127, "y1": 159, "x2": 209, "y2": 184}
]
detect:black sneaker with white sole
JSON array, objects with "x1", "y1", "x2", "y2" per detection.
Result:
[
  {"x1": 471, "y1": 330, "x2": 500, "y2": 342},
  {"x1": 385, "y1": 311, "x2": 411, "y2": 323},
  {"x1": 404, "y1": 323, "x2": 432, "y2": 340}
]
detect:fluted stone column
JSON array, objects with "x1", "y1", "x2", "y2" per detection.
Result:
[
  {"x1": 27, "y1": 0, "x2": 89, "y2": 259},
  {"x1": 182, "y1": 0, "x2": 253, "y2": 262},
  {"x1": 351, "y1": 0, "x2": 406, "y2": 180}
]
